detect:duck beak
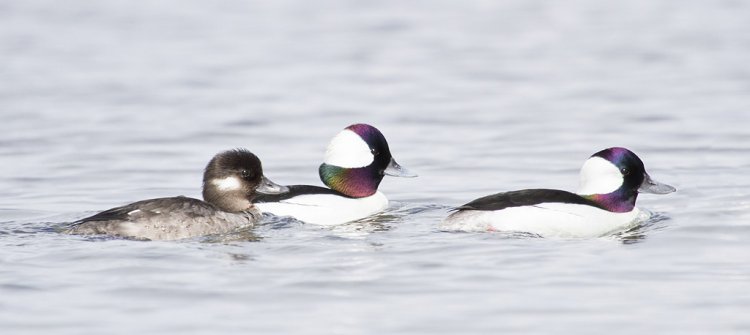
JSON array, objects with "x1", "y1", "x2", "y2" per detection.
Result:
[
  {"x1": 256, "y1": 176, "x2": 289, "y2": 194},
  {"x1": 638, "y1": 173, "x2": 676, "y2": 194},
  {"x1": 383, "y1": 158, "x2": 418, "y2": 178}
]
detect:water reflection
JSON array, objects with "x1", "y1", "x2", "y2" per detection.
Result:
[{"x1": 611, "y1": 211, "x2": 672, "y2": 244}]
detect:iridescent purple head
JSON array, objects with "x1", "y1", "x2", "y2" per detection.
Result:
[
  {"x1": 578, "y1": 147, "x2": 675, "y2": 212},
  {"x1": 318, "y1": 124, "x2": 416, "y2": 198}
]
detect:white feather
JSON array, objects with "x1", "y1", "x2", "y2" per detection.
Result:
[
  {"x1": 211, "y1": 176, "x2": 242, "y2": 191},
  {"x1": 323, "y1": 130, "x2": 373, "y2": 168},
  {"x1": 441, "y1": 203, "x2": 646, "y2": 238},
  {"x1": 577, "y1": 156, "x2": 623, "y2": 195},
  {"x1": 256, "y1": 192, "x2": 388, "y2": 225}
]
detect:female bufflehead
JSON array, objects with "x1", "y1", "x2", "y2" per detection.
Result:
[
  {"x1": 254, "y1": 123, "x2": 417, "y2": 225},
  {"x1": 441, "y1": 147, "x2": 675, "y2": 238},
  {"x1": 66, "y1": 149, "x2": 288, "y2": 240}
]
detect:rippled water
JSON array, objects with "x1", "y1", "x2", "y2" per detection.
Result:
[{"x1": 2, "y1": 0, "x2": 750, "y2": 333}]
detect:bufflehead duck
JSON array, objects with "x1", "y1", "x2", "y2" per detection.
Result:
[
  {"x1": 66, "y1": 149, "x2": 288, "y2": 240},
  {"x1": 254, "y1": 123, "x2": 417, "y2": 225},
  {"x1": 441, "y1": 147, "x2": 675, "y2": 238}
]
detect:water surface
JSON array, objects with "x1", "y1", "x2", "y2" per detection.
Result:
[{"x1": 1, "y1": 0, "x2": 749, "y2": 334}]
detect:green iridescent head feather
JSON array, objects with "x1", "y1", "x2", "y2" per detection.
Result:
[{"x1": 319, "y1": 163, "x2": 382, "y2": 198}]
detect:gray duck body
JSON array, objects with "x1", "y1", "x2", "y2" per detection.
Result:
[{"x1": 66, "y1": 196, "x2": 260, "y2": 240}]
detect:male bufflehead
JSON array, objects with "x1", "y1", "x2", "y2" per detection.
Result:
[
  {"x1": 255, "y1": 123, "x2": 417, "y2": 225},
  {"x1": 66, "y1": 149, "x2": 288, "y2": 240},
  {"x1": 441, "y1": 147, "x2": 675, "y2": 238}
]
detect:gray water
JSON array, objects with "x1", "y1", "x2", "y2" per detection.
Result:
[{"x1": 2, "y1": 0, "x2": 749, "y2": 334}]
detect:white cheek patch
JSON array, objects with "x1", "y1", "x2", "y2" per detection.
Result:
[
  {"x1": 323, "y1": 129, "x2": 374, "y2": 168},
  {"x1": 577, "y1": 157, "x2": 623, "y2": 195},
  {"x1": 211, "y1": 176, "x2": 242, "y2": 191}
]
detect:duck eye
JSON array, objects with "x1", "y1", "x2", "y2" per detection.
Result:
[
  {"x1": 371, "y1": 148, "x2": 379, "y2": 156},
  {"x1": 621, "y1": 168, "x2": 630, "y2": 176},
  {"x1": 240, "y1": 170, "x2": 250, "y2": 177}
]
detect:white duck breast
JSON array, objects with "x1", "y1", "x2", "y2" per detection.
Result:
[
  {"x1": 442, "y1": 203, "x2": 647, "y2": 238},
  {"x1": 255, "y1": 191, "x2": 388, "y2": 226}
]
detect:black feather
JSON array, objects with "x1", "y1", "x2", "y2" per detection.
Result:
[
  {"x1": 453, "y1": 189, "x2": 607, "y2": 212},
  {"x1": 253, "y1": 185, "x2": 354, "y2": 202}
]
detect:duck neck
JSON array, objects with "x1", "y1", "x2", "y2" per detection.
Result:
[
  {"x1": 319, "y1": 163, "x2": 382, "y2": 198},
  {"x1": 580, "y1": 186, "x2": 638, "y2": 213},
  {"x1": 202, "y1": 187, "x2": 253, "y2": 212}
]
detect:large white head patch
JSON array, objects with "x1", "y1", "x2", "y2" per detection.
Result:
[
  {"x1": 577, "y1": 156, "x2": 623, "y2": 195},
  {"x1": 323, "y1": 129, "x2": 373, "y2": 168}
]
